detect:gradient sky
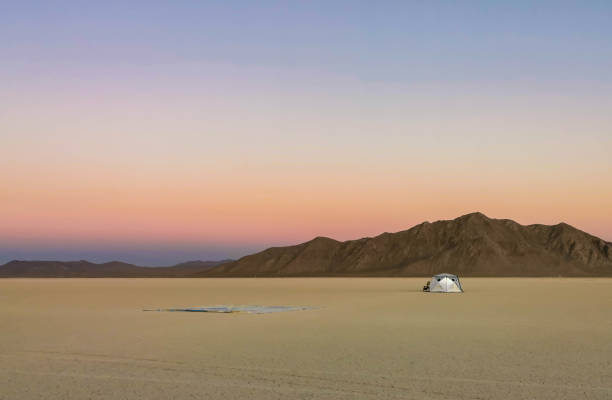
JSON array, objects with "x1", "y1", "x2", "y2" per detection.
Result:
[{"x1": 2, "y1": 1, "x2": 611, "y2": 265}]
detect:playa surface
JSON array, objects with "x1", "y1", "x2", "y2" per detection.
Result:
[{"x1": 1, "y1": 278, "x2": 611, "y2": 399}]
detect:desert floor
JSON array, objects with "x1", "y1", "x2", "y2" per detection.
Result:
[{"x1": 1, "y1": 278, "x2": 611, "y2": 400}]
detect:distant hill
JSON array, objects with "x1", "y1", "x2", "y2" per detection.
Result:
[
  {"x1": 0, "y1": 259, "x2": 231, "y2": 277},
  {"x1": 169, "y1": 260, "x2": 234, "y2": 270},
  {"x1": 202, "y1": 212, "x2": 612, "y2": 277}
]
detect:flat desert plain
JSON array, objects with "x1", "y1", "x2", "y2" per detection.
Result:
[{"x1": 1, "y1": 278, "x2": 611, "y2": 400}]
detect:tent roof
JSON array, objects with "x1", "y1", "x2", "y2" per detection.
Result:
[{"x1": 433, "y1": 273, "x2": 459, "y2": 279}]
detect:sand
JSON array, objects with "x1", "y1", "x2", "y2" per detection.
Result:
[{"x1": 1, "y1": 278, "x2": 611, "y2": 400}]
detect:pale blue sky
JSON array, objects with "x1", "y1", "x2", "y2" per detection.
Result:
[{"x1": 2, "y1": 1, "x2": 612, "y2": 82}]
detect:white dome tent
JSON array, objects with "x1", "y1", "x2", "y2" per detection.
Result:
[{"x1": 425, "y1": 273, "x2": 463, "y2": 293}]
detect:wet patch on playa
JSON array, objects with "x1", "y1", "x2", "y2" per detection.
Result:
[{"x1": 143, "y1": 305, "x2": 315, "y2": 314}]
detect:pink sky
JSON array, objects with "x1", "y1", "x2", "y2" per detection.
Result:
[{"x1": 2, "y1": 77, "x2": 610, "y2": 264}]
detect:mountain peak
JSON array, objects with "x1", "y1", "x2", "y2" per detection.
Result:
[
  {"x1": 456, "y1": 211, "x2": 490, "y2": 220},
  {"x1": 309, "y1": 236, "x2": 338, "y2": 243}
]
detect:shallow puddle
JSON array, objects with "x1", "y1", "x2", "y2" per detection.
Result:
[{"x1": 144, "y1": 305, "x2": 315, "y2": 314}]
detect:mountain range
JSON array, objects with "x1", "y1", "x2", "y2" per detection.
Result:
[
  {"x1": 203, "y1": 212, "x2": 612, "y2": 277},
  {"x1": 0, "y1": 259, "x2": 230, "y2": 278},
  {"x1": 2, "y1": 213, "x2": 611, "y2": 277}
]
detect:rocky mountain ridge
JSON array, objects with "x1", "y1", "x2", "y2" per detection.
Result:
[{"x1": 203, "y1": 212, "x2": 612, "y2": 277}]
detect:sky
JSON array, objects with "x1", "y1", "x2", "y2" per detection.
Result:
[{"x1": 1, "y1": 1, "x2": 611, "y2": 265}]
